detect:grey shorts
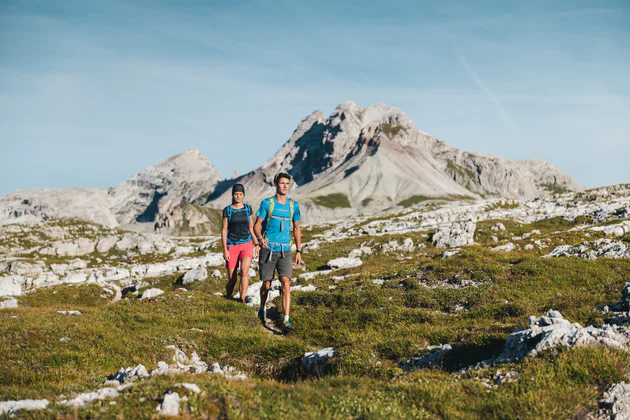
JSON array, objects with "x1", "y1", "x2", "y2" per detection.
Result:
[{"x1": 259, "y1": 248, "x2": 293, "y2": 281}]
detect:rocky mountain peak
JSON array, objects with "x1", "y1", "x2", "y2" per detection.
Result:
[{"x1": 109, "y1": 150, "x2": 221, "y2": 225}]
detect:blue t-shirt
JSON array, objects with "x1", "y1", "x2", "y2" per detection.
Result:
[{"x1": 256, "y1": 197, "x2": 301, "y2": 252}]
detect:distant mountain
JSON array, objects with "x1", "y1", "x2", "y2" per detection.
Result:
[
  {"x1": 202, "y1": 101, "x2": 583, "y2": 221},
  {"x1": 0, "y1": 150, "x2": 220, "y2": 229},
  {"x1": 0, "y1": 102, "x2": 585, "y2": 231}
]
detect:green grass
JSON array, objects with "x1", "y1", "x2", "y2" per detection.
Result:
[
  {"x1": 3, "y1": 211, "x2": 630, "y2": 418},
  {"x1": 381, "y1": 124, "x2": 404, "y2": 138},
  {"x1": 361, "y1": 198, "x2": 373, "y2": 207},
  {"x1": 312, "y1": 193, "x2": 352, "y2": 209},
  {"x1": 398, "y1": 195, "x2": 433, "y2": 208},
  {"x1": 447, "y1": 161, "x2": 479, "y2": 185},
  {"x1": 539, "y1": 182, "x2": 572, "y2": 195}
]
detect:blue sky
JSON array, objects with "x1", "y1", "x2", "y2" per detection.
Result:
[{"x1": 1, "y1": 0, "x2": 628, "y2": 196}]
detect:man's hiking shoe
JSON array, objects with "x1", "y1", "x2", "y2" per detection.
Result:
[{"x1": 282, "y1": 320, "x2": 295, "y2": 333}]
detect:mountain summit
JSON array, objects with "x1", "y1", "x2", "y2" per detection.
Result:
[
  {"x1": 203, "y1": 101, "x2": 583, "y2": 221},
  {"x1": 0, "y1": 102, "x2": 584, "y2": 230}
]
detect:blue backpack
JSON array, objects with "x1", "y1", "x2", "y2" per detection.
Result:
[{"x1": 226, "y1": 204, "x2": 252, "y2": 225}]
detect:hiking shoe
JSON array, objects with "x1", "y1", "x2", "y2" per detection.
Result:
[
  {"x1": 258, "y1": 309, "x2": 266, "y2": 323},
  {"x1": 282, "y1": 319, "x2": 295, "y2": 332}
]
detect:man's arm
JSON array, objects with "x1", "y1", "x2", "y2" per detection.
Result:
[
  {"x1": 293, "y1": 221, "x2": 302, "y2": 265},
  {"x1": 254, "y1": 216, "x2": 267, "y2": 249}
]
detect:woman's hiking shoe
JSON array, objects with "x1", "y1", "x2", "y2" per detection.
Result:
[{"x1": 282, "y1": 319, "x2": 295, "y2": 332}]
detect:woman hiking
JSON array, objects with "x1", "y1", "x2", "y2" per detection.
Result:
[{"x1": 221, "y1": 183, "x2": 259, "y2": 302}]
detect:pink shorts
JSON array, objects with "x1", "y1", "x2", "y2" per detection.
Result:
[{"x1": 226, "y1": 241, "x2": 253, "y2": 270}]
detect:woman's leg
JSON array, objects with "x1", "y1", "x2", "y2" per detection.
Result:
[
  {"x1": 239, "y1": 257, "x2": 252, "y2": 303},
  {"x1": 225, "y1": 267, "x2": 238, "y2": 297}
]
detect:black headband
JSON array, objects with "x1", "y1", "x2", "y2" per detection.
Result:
[{"x1": 232, "y1": 183, "x2": 245, "y2": 194}]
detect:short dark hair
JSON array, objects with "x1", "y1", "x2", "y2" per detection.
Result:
[{"x1": 274, "y1": 171, "x2": 291, "y2": 185}]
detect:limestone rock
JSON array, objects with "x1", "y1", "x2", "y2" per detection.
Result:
[
  {"x1": 599, "y1": 382, "x2": 630, "y2": 419},
  {"x1": 0, "y1": 298, "x2": 18, "y2": 309},
  {"x1": 0, "y1": 276, "x2": 23, "y2": 296},
  {"x1": 158, "y1": 392, "x2": 180, "y2": 416},
  {"x1": 497, "y1": 310, "x2": 630, "y2": 362},
  {"x1": 400, "y1": 344, "x2": 452, "y2": 371},
  {"x1": 208, "y1": 363, "x2": 247, "y2": 380},
  {"x1": 140, "y1": 288, "x2": 165, "y2": 300},
  {"x1": 327, "y1": 257, "x2": 363, "y2": 270},
  {"x1": 59, "y1": 387, "x2": 119, "y2": 407},
  {"x1": 175, "y1": 383, "x2": 201, "y2": 394},
  {"x1": 433, "y1": 222, "x2": 476, "y2": 248},
  {"x1": 303, "y1": 347, "x2": 336, "y2": 377},
  {"x1": 109, "y1": 365, "x2": 150, "y2": 385},
  {"x1": 182, "y1": 265, "x2": 208, "y2": 285},
  {"x1": 493, "y1": 242, "x2": 516, "y2": 252},
  {"x1": 0, "y1": 399, "x2": 49, "y2": 415},
  {"x1": 96, "y1": 236, "x2": 119, "y2": 253}
]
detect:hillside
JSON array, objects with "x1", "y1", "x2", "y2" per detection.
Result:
[{"x1": 1, "y1": 185, "x2": 630, "y2": 418}]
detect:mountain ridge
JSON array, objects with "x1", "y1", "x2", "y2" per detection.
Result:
[{"x1": 0, "y1": 101, "x2": 585, "y2": 231}]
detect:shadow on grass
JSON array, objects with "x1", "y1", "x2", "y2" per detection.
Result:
[{"x1": 442, "y1": 338, "x2": 506, "y2": 372}]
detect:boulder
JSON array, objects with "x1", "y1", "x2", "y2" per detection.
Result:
[
  {"x1": 327, "y1": 257, "x2": 363, "y2": 270},
  {"x1": 96, "y1": 236, "x2": 118, "y2": 253},
  {"x1": 63, "y1": 273, "x2": 87, "y2": 284},
  {"x1": 158, "y1": 392, "x2": 180, "y2": 416},
  {"x1": 0, "y1": 276, "x2": 23, "y2": 296},
  {"x1": 497, "y1": 309, "x2": 630, "y2": 362},
  {"x1": 0, "y1": 298, "x2": 18, "y2": 309},
  {"x1": 492, "y1": 242, "x2": 516, "y2": 252},
  {"x1": 109, "y1": 365, "x2": 150, "y2": 385},
  {"x1": 140, "y1": 288, "x2": 165, "y2": 300},
  {"x1": 400, "y1": 344, "x2": 452, "y2": 371},
  {"x1": 303, "y1": 347, "x2": 336, "y2": 377},
  {"x1": 433, "y1": 222, "x2": 476, "y2": 248},
  {"x1": 0, "y1": 399, "x2": 49, "y2": 415},
  {"x1": 9, "y1": 262, "x2": 43, "y2": 276},
  {"x1": 174, "y1": 383, "x2": 201, "y2": 394},
  {"x1": 599, "y1": 382, "x2": 630, "y2": 419},
  {"x1": 59, "y1": 388, "x2": 119, "y2": 407},
  {"x1": 182, "y1": 265, "x2": 208, "y2": 285}
]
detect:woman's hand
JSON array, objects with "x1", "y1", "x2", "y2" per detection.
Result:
[{"x1": 223, "y1": 249, "x2": 230, "y2": 262}]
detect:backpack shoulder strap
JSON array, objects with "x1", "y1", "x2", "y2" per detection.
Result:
[
  {"x1": 245, "y1": 204, "x2": 251, "y2": 225},
  {"x1": 226, "y1": 205, "x2": 233, "y2": 223},
  {"x1": 267, "y1": 197, "x2": 275, "y2": 222}
]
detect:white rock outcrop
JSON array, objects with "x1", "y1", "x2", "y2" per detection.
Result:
[
  {"x1": 497, "y1": 310, "x2": 630, "y2": 362},
  {"x1": 0, "y1": 399, "x2": 49, "y2": 415},
  {"x1": 182, "y1": 265, "x2": 208, "y2": 285},
  {"x1": 327, "y1": 257, "x2": 363, "y2": 270},
  {"x1": 433, "y1": 222, "x2": 476, "y2": 248}
]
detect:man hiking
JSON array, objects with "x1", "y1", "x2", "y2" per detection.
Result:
[{"x1": 254, "y1": 171, "x2": 302, "y2": 332}]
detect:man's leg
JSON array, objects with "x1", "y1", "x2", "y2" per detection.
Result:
[
  {"x1": 279, "y1": 276, "x2": 291, "y2": 318},
  {"x1": 259, "y1": 280, "x2": 271, "y2": 320}
]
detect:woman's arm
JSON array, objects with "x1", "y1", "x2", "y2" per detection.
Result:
[{"x1": 221, "y1": 217, "x2": 230, "y2": 261}]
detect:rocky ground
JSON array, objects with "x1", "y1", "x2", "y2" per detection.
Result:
[{"x1": 1, "y1": 184, "x2": 630, "y2": 418}]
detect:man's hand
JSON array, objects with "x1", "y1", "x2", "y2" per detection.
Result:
[
  {"x1": 260, "y1": 238, "x2": 268, "y2": 249},
  {"x1": 295, "y1": 251, "x2": 302, "y2": 266}
]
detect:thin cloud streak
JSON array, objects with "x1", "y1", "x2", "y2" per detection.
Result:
[{"x1": 454, "y1": 47, "x2": 518, "y2": 132}]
